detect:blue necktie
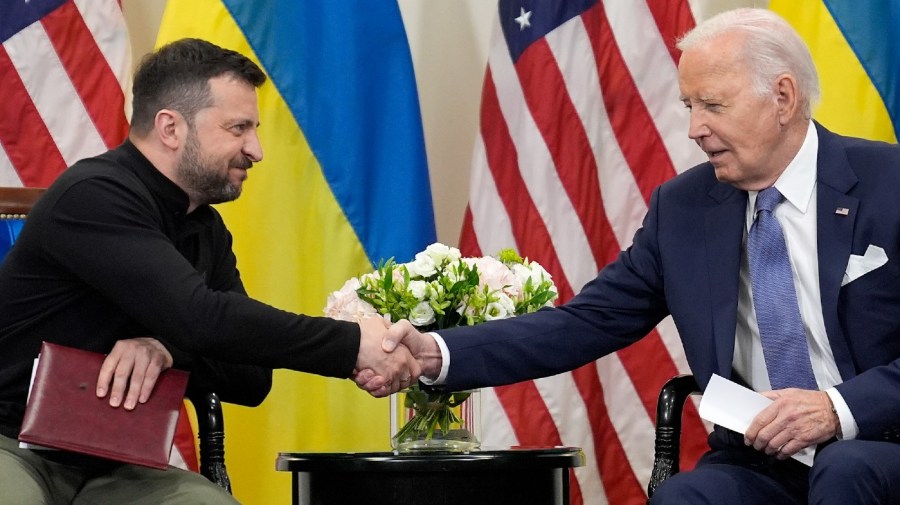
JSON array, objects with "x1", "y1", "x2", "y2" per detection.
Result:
[{"x1": 747, "y1": 187, "x2": 818, "y2": 390}]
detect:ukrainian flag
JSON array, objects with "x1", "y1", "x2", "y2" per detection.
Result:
[
  {"x1": 156, "y1": 1, "x2": 435, "y2": 503},
  {"x1": 771, "y1": 0, "x2": 899, "y2": 142}
]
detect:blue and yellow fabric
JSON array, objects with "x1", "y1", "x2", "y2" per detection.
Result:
[
  {"x1": 156, "y1": 1, "x2": 435, "y2": 503},
  {"x1": 1, "y1": 218, "x2": 24, "y2": 260},
  {"x1": 771, "y1": 0, "x2": 899, "y2": 142}
]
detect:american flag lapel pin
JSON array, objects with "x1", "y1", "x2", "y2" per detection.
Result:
[{"x1": 835, "y1": 207, "x2": 850, "y2": 216}]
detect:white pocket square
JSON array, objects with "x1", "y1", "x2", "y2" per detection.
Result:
[{"x1": 842, "y1": 244, "x2": 888, "y2": 286}]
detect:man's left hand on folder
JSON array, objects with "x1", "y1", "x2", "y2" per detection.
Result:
[{"x1": 96, "y1": 338, "x2": 173, "y2": 410}]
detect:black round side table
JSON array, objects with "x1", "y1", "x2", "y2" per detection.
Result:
[{"x1": 276, "y1": 446, "x2": 585, "y2": 505}]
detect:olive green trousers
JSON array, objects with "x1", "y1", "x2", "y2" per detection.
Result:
[{"x1": 0, "y1": 434, "x2": 239, "y2": 504}]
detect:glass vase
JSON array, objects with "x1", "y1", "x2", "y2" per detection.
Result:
[{"x1": 390, "y1": 386, "x2": 481, "y2": 453}]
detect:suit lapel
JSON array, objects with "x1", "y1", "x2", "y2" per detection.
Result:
[
  {"x1": 704, "y1": 182, "x2": 747, "y2": 379},
  {"x1": 815, "y1": 123, "x2": 859, "y2": 380}
]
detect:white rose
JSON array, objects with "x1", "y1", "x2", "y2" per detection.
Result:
[
  {"x1": 407, "y1": 252, "x2": 437, "y2": 278},
  {"x1": 423, "y1": 242, "x2": 461, "y2": 266},
  {"x1": 408, "y1": 301, "x2": 436, "y2": 326},
  {"x1": 407, "y1": 279, "x2": 428, "y2": 300}
]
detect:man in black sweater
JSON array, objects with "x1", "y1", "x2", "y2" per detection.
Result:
[{"x1": 0, "y1": 38, "x2": 416, "y2": 504}]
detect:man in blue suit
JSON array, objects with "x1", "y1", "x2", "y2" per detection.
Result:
[{"x1": 362, "y1": 8, "x2": 900, "y2": 505}]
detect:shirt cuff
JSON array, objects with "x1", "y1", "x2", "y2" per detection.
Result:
[
  {"x1": 826, "y1": 387, "x2": 859, "y2": 440},
  {"x1": 418, "y1": 331, "x2": 449, "y2": 386}
]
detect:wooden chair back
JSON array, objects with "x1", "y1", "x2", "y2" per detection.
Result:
[{"x1": 0, "y1": 187, "x2": 46, "y2": 217}]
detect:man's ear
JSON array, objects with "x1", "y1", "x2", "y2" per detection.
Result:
[
  {"x1": 774, "y1": 73, "x2": 800, "y2": 125},
  {"x1": 154, "y1": 109, "x2": 183, "y2": 150}
]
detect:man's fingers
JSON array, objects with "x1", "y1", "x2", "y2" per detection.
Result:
[
  {"x1": 403, "y1": 346, "x2": 421, "y2": 383},
  {"x1": 96, "y1": 354, "x2": 118, "y2": 399},
  {"x1": 744, "y1": 402, "x2": 779, "y2": 446},
  {"x1": 135, "y1": 367, "x2": 162, "y2": 406},
  {"x1": 108, "y1": 363, "x2": 133, "y2": 408},
  {"x1": 98, "y1": 346, "x2": 136, "y2": 408},
  {"x1": 353, "y1": 368, "x2": 376, "y2": 386},
  {"x1": 370, "y1": 383, "x2": 392, "y2": 398},
  {"x1": 96, "y1": 338, "x2": 173, "y2": 409},
  {"x1": 122, "y1": 361, "x2": 146, "y2": 410},
  {"x1": 383, "y1": 321, "x2": 407, "y2": 352},
  {"x1": 763, "y1": 432, "x2": 792, "y2": 456}
]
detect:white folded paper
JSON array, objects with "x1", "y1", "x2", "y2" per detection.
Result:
[{"x1": 698, "y1": 374, "x2": 814, "y2": 466}]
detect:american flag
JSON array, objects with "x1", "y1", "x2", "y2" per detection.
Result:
[
  {"x1": 0, "y1": 0, "x2": 129, "y2": 186},
  {"x1": 0, "y1": 0, "x2": 197, "y2": 472},
  {"x1": 460, "y1": 1, "x2": 710, "y2": 503}
]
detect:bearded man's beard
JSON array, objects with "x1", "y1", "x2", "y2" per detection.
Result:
[{"x1": 175, "y1": 132, "x2": 250, "y2": 206}]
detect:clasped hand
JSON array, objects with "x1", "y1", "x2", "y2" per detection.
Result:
[
  {"x1": 744, "y1": 388, "x2": 841, "y2": 459},
  {"x1": 353, "y1": 319, "x2": 440, "y2": 397},
  {"x1": 352, "y1": 317, "x2": 423, "y2": 397}
]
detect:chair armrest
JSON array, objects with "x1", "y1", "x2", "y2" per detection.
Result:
[
  {"x1": 189, "y1": 392, "x2": 232, "y2": 494},
  {"x1": 647, "y1": 374, "x2": 701, "y2": 499}
]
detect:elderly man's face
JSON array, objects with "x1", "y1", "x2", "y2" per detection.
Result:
[
  {"x1": 678, "y1": 33, "x2": 785, "y2": 191},
  {"x1": 175, "y1": 75, "x2": 262, "y2": 206}
]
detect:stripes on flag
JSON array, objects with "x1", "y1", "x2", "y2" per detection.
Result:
[
  {"x1": 0, "y1": 0, "x2": 198, "y2": 473},
  {"x1": 461, "y1": 1, "x2": 710, "y2": 503},
  {"x1": 0, "y1": 0, "x2": 129, "y2": 187}
]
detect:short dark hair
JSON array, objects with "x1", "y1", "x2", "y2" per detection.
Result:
[{"x1": 130, "y1": 38, "x2": 266, "y2": 136}]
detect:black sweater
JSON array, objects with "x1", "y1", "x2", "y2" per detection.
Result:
[{"x1": 0, "y1": 141, "x2": 359, "y2": 437}]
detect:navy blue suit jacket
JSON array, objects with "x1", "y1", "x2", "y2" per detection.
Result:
[{"x1": 441, "y1": 123, "x2": 900, "y2": 442}]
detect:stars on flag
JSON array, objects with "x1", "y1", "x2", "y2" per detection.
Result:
[{"x1": 514, "y1": 7, "x2": 532, "y2": 31}]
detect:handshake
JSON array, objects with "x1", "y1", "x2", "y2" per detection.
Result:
[{"x1": 352, "y1": 318, "x2": 442, "y2": 397}]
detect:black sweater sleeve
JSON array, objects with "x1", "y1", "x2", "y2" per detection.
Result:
[
  {"x1": 35, "y1": 170, "x2": 359, "y2": 378},
  {"x1": 166, "y1": 221, "x2": 274, "y2": 407}
]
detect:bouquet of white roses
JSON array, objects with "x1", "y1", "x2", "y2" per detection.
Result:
[
  {"x1": 324, "y1": 242, "x2": 558, "y2": 451},
  {"x1": 325, "y1": 242, "x2": 558, "y2": 330}
]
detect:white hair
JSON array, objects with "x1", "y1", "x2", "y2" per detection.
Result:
[{"x1": 677, "y1": 8, "x2": 820, "y2": 118}]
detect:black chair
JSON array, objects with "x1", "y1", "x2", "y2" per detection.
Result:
[
  {"x1": 647, "y1": 374, "x2": 702, "y2": 500},
  {"x1": 191, "y1": 392, "x2": 231, "y2": 492},
  {"x1": 1, "y1": 187, "x2": 231, "y2": 492}
]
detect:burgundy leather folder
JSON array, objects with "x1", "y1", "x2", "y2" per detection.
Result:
[{"x1": 18, "y1": 341, "x2": 189, "y2": 469}]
